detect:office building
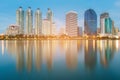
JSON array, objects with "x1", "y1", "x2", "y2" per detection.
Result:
[
  {"x1": 47, "y1": 8, "x2": 53, "y2": 35},
  {"x1": 16, "y1": 7, "x2": 24, "y2": 34},
  {"x1": 100, "y1": 13, "x2": 109, "y2": 34},
  {"x1": 84, "y1": 9, "x2": 97, "y2": 35},
  {"x1": 26, "y1": 7, "x2": 33, "y2": 35},
  {"x1": 35, "y1": 8, "x2": 42, "y2": 35},
  {"x1": 42, "y1": 19, "x2": 50, "y2": 36},
  {"x1": 66, "y1": 11, "x2": 78, "y2": 36}
]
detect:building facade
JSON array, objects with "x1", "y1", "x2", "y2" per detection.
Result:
[
  {"x1": 47, "y1": 8, "x2": 53, "y2": 35},
  {"x1": 6, "y1": 25, "x2": 20, "y2": 36},
  {"x1": 52, "y1": 23, "x2": 56, "y2": 35},
  {"x1": 100, "y1": 13, "x2": 109, "y2": 34},
  {"x1": 35, "y1": 8, "x2": 42, "y2": 35},
  {"x1": 66, "y1": 11, "x2": 78, "y2": 36},
  {"x1": 26, "y1": 7, "x2": 33, "y2": 35},
  {"x1": 16, "y1": 7, "x2": 24, "y2": 34},
  {"x1": 78, "y1": 27, "x2": 83, "y2": 36},
  {"x1": 84, "y1": 9, "x2": 97, "y2": 35},
  {"x1": 105, "y1": 17, "x2": 112, "y2": 34},
  {"x1": 42, "y1": 19, "x2": 50, "y2": 36}
]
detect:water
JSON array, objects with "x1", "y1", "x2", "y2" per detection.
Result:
[{"x1": 0, "y1": 40, "x2": 120, "y2": 80}]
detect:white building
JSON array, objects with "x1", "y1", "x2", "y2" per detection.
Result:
[
  {"x1": 6, "y1": 24, "x2": 20, "y2": 36},
  {"x1": 52, "y1": 23, "x2": 56, "y2": 35},
  {"x1": 66, "y1": 11, "x2": 78, "y2": 36},
  {"x1": 59, "y1": 26, "x2": 66, "y2": 35},
  {"x1": 42, "y1": 19, "x2": 50, "y2": 36}
]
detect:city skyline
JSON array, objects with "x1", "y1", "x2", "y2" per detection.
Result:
[{"x1": 0, "y1": 0, "x2": 120, "y2": 34}]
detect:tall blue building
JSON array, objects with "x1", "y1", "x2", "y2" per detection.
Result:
[
  {"x1": 84, "y1": 9, "x2": 97, "y2": 35},
  {"x1": 105, "y1": 17, "x2": 112, "y2": 34}
]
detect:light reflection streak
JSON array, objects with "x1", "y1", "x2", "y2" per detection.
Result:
[{"x1": 1, "y1": 40, "x2": 119, "y2": 72}]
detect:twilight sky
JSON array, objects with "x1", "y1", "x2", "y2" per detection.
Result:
[{"x1": 0, "y1": 0, "x2": 120, "y2": 33}]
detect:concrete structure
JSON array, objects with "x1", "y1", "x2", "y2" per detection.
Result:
[
  {"x1": 35, "y1": 8, "x2": 42, "y2": 35},
  {"x1": 66, "y1": 11, "x2": 78, "y2": 36},
  {"x1": 16, "y1": 7, "x2": 24, "y2": 34},
  {"x1": 52, "y1": 23, "x2": 56, "y2": 35},
  {"x1": 100, "y1": 13, "x2": 109, "y2": 34},
  {"x1": 26, "y1": 7, "x2": 33, "y2": 35},
  {"x1": 59, "y1": 26, "x2": 66, "y2": 35},
  {"x1": 6, "y1": 25, "x2": 20, "y2": 36},
  {"x1": 47, "y1": 8, "x2": 53, "y2": 35},
  {"x1": 42, "y1": 19, "x2": 50, "y2": 36}
]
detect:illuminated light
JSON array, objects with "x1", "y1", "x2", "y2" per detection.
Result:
[
  {"x1": 2, "y1": 40, "x2": 4, "y2": 55},
  {"x1": 116, "y1": 40, "x2": 119, "y2": 51}
]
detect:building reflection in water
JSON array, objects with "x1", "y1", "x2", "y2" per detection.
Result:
[
  {"x1": 84, "y1": 40, "x2": 97, "y2": 70},
  {"x1": 2, "y1": 40, "x2": 120, "y2": 72},
  {"x1": 98, "y1": 40, "x2": 117, "y2": 67},
  {"x1": 34, "y1": 40, "x2": 42, "y2": 71},
  {"x1": 65, "y1": 40, "x2": 78, "y2": 69}
]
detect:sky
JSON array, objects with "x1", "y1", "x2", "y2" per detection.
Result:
[{"x1": 0, "y1": 0, "x2": 120, "y2": 33}]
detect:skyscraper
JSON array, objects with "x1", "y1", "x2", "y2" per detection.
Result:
[
  {"x1": 66, "y1": 11, "x2": 78, "y2": 36},
  {"x1": 16, "y1": 7, "x2": 24, "y2": 34},
  {"x1": 35, "y1": 8, "x2": 42, "y2": 35},
  {"x1": 47, "y1": 8, "x2": 53, "y2": 35},
  {"x1": 105, "y1": 17, "x2": 112, "y2": 34},
  {"x1": 100, "y1": 12, "x2": 113, "y2": 35},
  {"x1": 100, "y1": 13, "x2": 109, "y2": 34},
  {"x1": 26, "y1": 7, "x2": 33, "y2": 35},
  {"x1": 84, "y1": 9, "x2": 97, "y2": 35}
]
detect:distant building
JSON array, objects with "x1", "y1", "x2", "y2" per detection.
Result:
[
  {"x1": 52, "y1": 23, "x2": 56, "y2": 35},
  {"x1": 114, "y1": 27, "x2": 119, "y2": 35},
  {"x1": 16, "y1": 7, "x2": 24, "y2": 34},
  {"x1": 59, "y1": 26, "x2": 66, "y2": 35},
  {"x1": 105, "y1": 17, "x2": 112, "y2": 34},
  {"x1": 42, "y1": 19, "x2": 50, "y2": 36},
  {"x1": 35, "y1": 8, "x2": 42, "y2": 35},
  {"x1": 100, "y1": 12, "x2": 113, "y2": 36},
  {"x1": 66, "y1": 11, "x2": 78, "y2": 36},
  {"x1": 78, "y1": 27, "x2": 83, "y2": 36},
  {"x1": 84, "y1": 9, "x2": 97, "y2": 35},
  {"x1": 47, "y1": 8, "x2": 53, "y2": 35},
  {"x1": 100, "y1": 13, "x2": 109, "y2": 34},
  {"x1": 97, "y1": 28, "x2": 101, "y2": 34},
  {"x1": 26, "y1": 7, "x2": 33, "y2": 35},
  {"x1": 6, "y1": 25, "x2": 20, "y2": 36}
]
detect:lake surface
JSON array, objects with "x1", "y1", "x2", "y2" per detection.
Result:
[{"x1": 0, "y1": 40, "x2": 120, "y2": 80}]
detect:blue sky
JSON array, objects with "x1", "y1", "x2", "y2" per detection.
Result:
[{"x1": 0, "y1": 0, "x2": 120, "y2": 33}]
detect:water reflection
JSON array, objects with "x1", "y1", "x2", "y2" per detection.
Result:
[
  {"x1": 84, "y1": 40, "x2": 97, "y2": 70},
  {"x1": 98, "y1": 40, "x2": 117, "y2": 67},
  {"x1": 0, "y1": 40, "x2": 119, "y2": 72}
]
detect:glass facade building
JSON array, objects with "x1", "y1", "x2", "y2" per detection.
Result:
[
  {"x1": 26, "y1": 7, "x2": 33, "y2": 34},
  {"x1": 35, "y1": 8, "x2": 42, "y2": 35},
  {"x1": 16, "y1": 7, "x2": 24, "y2": 34},
  {"x1": 100, "y1": 13, "x2": 109, "y2": 34},
  {"x1": 105, "y1": 18, "x2": 112, "y2": 34},
  {"x1": 47, "y1": 8, "x2": 53, "y2": 35},
  {"x1": 84, "y1": 9, "x2": 97, "y2": 35}
]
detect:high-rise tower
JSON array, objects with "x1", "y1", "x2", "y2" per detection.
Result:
[
  {"x1": 16, "y1": 6, "x2": 24, "y2": 34},
  {"x1": 35, "y1": 8, "x2": 42, "y2": 35},
  {"x1": 26, "y1": 7, "x2": 33, "y2": 35},
  {"x1": 84, "y1": 9, "x2": 97, "y2": 35},
  {"x1": 47, "y1": 8, "x2": 53, "y2": 35},
  {"x1": 66, "y1": 11, "x2": 78, "y2": 36}
]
